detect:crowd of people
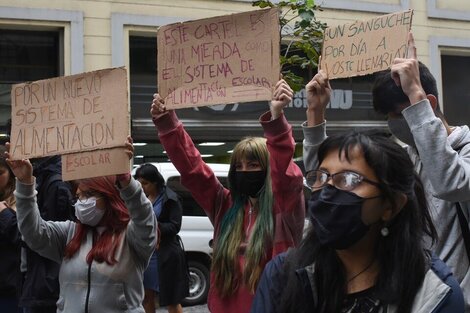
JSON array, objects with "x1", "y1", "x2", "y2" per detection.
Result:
[{"x1": 0, "y1": 31, "x2": 468, "y2": 313}]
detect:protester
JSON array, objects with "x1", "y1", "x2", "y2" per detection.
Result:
[
  {"x1": 0, "y1": 145, "x2": 22, "y2": 313},
  {"x1": 150, "y1": 79, "x2": 305, "y2": 313},
  {"x1": 302, "y1": 32, "x2": 470, "y2": 310},
  {"x1": 252, "y1": 130, "x2": 464, "y2": 313},
  {"x1": 18, "y1": 154, "x2": 75, "y2": 313},
  {"x1": 134, "y1": 163, "x2": 189, "y2": 313},
  {"x1": 6, "y1": 136, "x2": 157, "y2": 313},
  {"x1": 372, "y1": 34, "x2": 470, "y2": 310}
]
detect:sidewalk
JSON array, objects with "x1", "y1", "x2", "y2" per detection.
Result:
[{"x1": 156, "y1": 304, "x2": 209, "y2": 313}]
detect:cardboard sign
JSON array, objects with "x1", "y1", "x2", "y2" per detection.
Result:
[
  {"x1": 62, "y1": 147, "x2": 130, "y2": 181},
  {"x1": 10, "y1": 67, "x2": 129, "y2": 160},
  {"x1": 320, "y1": 10, "x2": 413, "y2": 79},
  {"x1": 157, "y1": 8, "x2": 280, "y2": 109}
]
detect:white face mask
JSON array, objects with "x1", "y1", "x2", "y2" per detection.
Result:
[
  {"x1": 388, "y1": 118, "x2": 416, "y2": 148},
  {"x1": 74, "y1": 197, "x2": 105, "y2": 226}
]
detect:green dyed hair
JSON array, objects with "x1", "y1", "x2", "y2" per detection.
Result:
[{"x1": 211, "y1": 137, "x2": 274, "y2": 297}]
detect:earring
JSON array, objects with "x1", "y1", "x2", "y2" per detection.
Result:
[{"x1": 381, "y1": 227, "x2": 389, "y2": 237}]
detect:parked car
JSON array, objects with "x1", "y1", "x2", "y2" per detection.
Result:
[{"x1": 133, "y1": 162, "x2": 229, "y2": 306}]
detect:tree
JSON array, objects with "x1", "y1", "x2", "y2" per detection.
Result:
[{"x1": 253, "y1": 0, "x2": 326, "y2": 91}]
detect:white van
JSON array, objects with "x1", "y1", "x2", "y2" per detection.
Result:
[{"x1": 133, "y1": 162, "x2": 230, "y2": 306}]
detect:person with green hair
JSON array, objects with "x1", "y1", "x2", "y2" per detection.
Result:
[{"x1": 150, "y1": 79, "x2": 305, "y2": 313}]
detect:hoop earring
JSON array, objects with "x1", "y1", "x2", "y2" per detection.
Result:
[{"x1": 381, "y1": 226, "x2": 389, "y2": 237}]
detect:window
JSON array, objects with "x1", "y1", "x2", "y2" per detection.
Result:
[
  {"x1": 441, "y1": 55, "x2": 470, "y2": 126},
  {"x1": 129, "y1": 35, "x2": 157, "y2": 116},
  {"x1": 0, "y1": 29, "x2": 61, "y2": 132}
]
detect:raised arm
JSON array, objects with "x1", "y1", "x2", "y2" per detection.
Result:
[
  {"x1": 118, "y1": 136, "x2": 158, "y2": 263},
  {"x1": 302, "y1": 68, "x2": 331, "y2": 173},
  {"x1": 262, "y1": 80, "x2": 305, "y2": 250},
  {"x1": 5, "y1": 146, "x2": 70, "y2": 263},
  {"x1": 150, "y1": 94, "x2": 229, "y2": 225},
  {"x1": 392, "y1": 33, "x2": 470, "y2": 201}
]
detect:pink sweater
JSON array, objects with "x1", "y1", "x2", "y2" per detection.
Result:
[{"x1": 153, "y1": 110, "x2": 305, "y2": 313}]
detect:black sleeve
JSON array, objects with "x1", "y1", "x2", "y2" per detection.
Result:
[
  {"x1": 251, "y1": 253, "x2": 287, "y2": 313},
  {"x1": 44, "y1": 181, "x2": 74, "y2": 222},
  {"x1": 0, "y1": 208, "x2": 21, "y2": 245},
  {"x1": 159, "y1": 197, "x2": 183, "y2": 238}
]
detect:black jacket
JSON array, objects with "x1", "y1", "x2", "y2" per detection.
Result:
[
  {"x1": 251, "y1": 252, "x2": 464, "y2": 313},
  {"x1": 19, "y1": 156, "x2": 74, "y2": 307},
  {"x1": 157, "y1": 186, "x2": 189, "y2": 305},
  {"x1": 0, "y1": 207, "x2": 21, "y2": 298}
]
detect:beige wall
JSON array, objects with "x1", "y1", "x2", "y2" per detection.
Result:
[
  {"x1": 1, "y1": 0, "x2": 469, "y2": 104},
  {"x1": 0, "y1": 0, "x2": 255, "y2": 74}
]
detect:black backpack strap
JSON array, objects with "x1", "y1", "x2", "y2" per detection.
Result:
[{"x1": 456, "y1": 202, "x2": 470, "y2": 262}]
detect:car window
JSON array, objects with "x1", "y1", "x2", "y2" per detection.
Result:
[{"x1": 167, "y1": 176, "x2": 229, "y2": 217}]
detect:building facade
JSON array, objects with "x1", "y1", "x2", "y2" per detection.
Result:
[{"x1": 1, "y1": 0, "x2": 469, "y2": 163}]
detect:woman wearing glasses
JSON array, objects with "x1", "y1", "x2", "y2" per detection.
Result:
[
  {"x1": 250, "y1": 69, "x2": 464, "y2": 313},
  {"x1": 5, "y1": 137, "x2": 158, "y2": 313},
  {"x1": 251, "y1": 130, "x2": 464, "y2": 313}
]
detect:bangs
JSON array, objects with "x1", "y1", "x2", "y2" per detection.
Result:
[
  {"x1": 79, "y1": 176, "x2": 119, "y2": 198},
  {"x1": 230, "y1": 137, "x2": 268, "y2": 170},
  {"x1": 318, "y1": 135, "x2": 365, "y2": 165}
]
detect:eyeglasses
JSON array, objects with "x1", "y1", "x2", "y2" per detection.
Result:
[
  {"x1": 305, "y1": 170, "x2": 381, "y2": 191},
  {"x1": 73, "y1": 191, "x2": 102, "y2": 204}
]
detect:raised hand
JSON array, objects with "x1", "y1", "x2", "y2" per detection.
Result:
[
  {"x1": 306, "y1": 64, "x2": 331, "y2": 126},
  {"x1": 4, "y1": 143, "x2": 33, "y2": 184},
  {"x1": 116, "y1": 136, "x2": 134, "y2": 187},
  {"x1": 123, "y1": 136, "x2": 134, "y2": 160},
  {"x1": 270, "y1": 79, "x2": 293, "y2": 120},
  {"x1": 150, "y1": 93, "x2": 170, "y2": 120},
  {"x1": 390, "y1": 32, "x2": 426, "y2": 105}
]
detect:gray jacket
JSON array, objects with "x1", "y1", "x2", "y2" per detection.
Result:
[
  {"x1": 302, "y1": 99, "x2": 470, "y2": 311},
  {"x1": 15, "y1": 177, "x2": 157, "y2": 313}
]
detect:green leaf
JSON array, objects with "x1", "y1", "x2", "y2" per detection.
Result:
[{"x1": 258, "y1": 0, "x2": 326, "y2": 88}]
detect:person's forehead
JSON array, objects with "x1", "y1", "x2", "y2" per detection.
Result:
[
  {"x1": 235, "y1": 156, "x2": 258, "y2": 163},
  {"x1": 320, "y1": 147, "x2": 375, "y2": 177},
  {"x1": 77, "y1": 184, "x2": 93, "y2": 193}
]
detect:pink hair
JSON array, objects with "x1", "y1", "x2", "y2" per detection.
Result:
[{"x1": 64, "y1": 175, "x2": 130, "y2": 265}]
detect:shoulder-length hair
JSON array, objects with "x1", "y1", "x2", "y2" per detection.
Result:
[
  {"x1": 0, "y1": 146, "x2": 16, "y2": 208},
  {"x1": 279, "y1": 130, "x2": 437, "y2": 313},
  {"x1": 64, "y1": 175, "x2": 130, "y2": 265},
  {"x1": 212, "y1": 136, "x2": 274, "y2": 297}
]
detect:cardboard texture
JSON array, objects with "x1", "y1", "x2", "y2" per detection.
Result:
[
  {"x1": 157, "y1": 8, "x2": 280, "y2": 109},
  {"x1": 320, "y1": 10, "x2": 413, "y2": 79},
  {"x1": 62, "y1": 147, "x2": 130, "y2": 181},
  {"x1": 10, "y1": 67, "x2": 129, "y2": 160}
]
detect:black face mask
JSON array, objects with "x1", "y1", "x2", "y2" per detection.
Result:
[
  {"x1": 308, "y1": 185, "x2": 374, "y2": 250},
  {"x1": 234, "y1": 170, "x2": 266, "y2": 197}
]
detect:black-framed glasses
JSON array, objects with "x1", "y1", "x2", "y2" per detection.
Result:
[{"x1": 305, "y1": 169, "x2": 381, "y2": 191}]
